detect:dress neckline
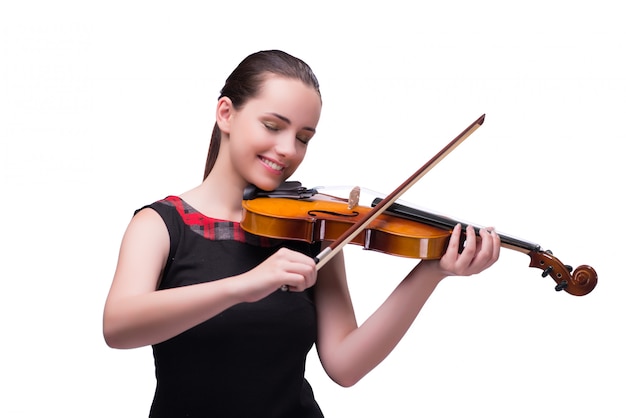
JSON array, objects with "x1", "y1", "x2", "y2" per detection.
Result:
[{"x1": 160, "y1": 195, "x2": 277, "y2": 246}]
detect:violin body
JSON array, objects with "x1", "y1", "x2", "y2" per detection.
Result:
[{"x1": 242, "y1": 195, "x2": 451, "y2": 259}]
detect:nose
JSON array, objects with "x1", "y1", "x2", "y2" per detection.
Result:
[{"x1": 274, "y1": 131, "x2": 298, "y2": 158}]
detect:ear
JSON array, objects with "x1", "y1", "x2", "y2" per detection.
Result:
[{"x1": 216, "y1": 97, "x2": 234, "y2": 134}]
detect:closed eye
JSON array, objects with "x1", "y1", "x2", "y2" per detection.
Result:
[
  {"x1": 263, "y1": 121, "x2": 279, "y2": 132},
  {"x1": 296, "y1": 135, "x2": 311, "y2": 145}
]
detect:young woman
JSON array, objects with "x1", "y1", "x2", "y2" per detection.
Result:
[{"x1": 103, "y1": 50, "x2": 500, "y2": 417}]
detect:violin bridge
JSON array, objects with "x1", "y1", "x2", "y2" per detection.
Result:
[{"x1": 347, "y1": 186, "x2": 361, "y2": 210}]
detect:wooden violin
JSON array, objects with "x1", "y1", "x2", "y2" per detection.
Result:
[
  {"x1": 241, "y1": 184, "x2": 597, "y2": 296},
  {"x1": 241, "y1": 114, "x2": 597, "y2": 296}
]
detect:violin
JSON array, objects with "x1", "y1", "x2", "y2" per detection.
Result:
[
  {"x1": 241, "y1": 114, "x2": 597, "y2": 296},
  {"x1": 241, "y1": 183, "x2": 597, "y2": 296}
]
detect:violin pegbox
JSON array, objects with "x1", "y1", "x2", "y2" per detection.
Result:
[{"x1": 528, "y1": 250, "x2": 597, "y2": 296}]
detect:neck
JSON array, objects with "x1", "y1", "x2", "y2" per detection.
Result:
[{"x1": 182, "y1": 170, "x2": 248, "y2": 222}]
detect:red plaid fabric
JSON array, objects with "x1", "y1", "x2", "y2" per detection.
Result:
[{"x1": 161, "y1": 196, "x2": 277, "y2": 247}]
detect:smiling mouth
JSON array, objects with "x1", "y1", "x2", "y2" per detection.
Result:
[{"x1": 259, "y1": 157, "x2": 285, "y2": 172}]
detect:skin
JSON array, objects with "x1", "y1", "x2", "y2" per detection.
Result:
[{"x1": 103, "y1": 75, "x2": 500, "y2": 388}]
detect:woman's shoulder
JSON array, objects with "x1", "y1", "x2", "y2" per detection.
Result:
[
  {"x1": 128, "y1": 196, "x2": 184, "y2": 237},
  {"x1": 144, "y1": 195, "x2": 186, "y2": 212}
]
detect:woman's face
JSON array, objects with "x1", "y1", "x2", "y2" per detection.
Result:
[{"x1": 223, "y1": 75, "x2": 322, "y2": 191}]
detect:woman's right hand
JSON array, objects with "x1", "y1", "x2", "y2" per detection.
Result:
[{"x1": 236, "y1": 247, "x2": 318, "y2": 302}]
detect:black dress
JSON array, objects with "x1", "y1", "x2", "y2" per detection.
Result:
[{"x1": 142, "y1": 196, "x2": 324, "y2": 417}]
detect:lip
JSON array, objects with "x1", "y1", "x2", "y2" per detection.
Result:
[{"x1": 258, "y1": 156, "x2": 286, "y2": 174}]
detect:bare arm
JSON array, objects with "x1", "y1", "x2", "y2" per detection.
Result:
[
  {"x1": 103, "y1": 208, "x2": 317, "y2": 349},
  {"x1": 315, "y1": 224, "x2": 500, "y2": 387}
]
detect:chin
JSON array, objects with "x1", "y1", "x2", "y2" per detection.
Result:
[{"x1": 250, "y1": 177, "x2": 285, "y2": 192}]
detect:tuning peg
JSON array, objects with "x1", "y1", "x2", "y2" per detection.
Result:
[
  {"x1": 542, "y1": 265, "x2": 553, "y2": 278},
  {"x1": 555, "y1": 280, "x2": 568, "y2": 292}
]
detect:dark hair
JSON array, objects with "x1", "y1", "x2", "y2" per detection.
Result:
[{"x1": 203, "y1": 50, "x2": 321, "y2": 179}]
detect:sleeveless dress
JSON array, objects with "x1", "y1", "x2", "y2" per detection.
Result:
[{"x1": 141, "y1": 196, "x2": 324, "y2": 417}]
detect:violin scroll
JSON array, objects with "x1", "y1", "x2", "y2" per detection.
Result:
[{"x1": 528, "y1": 251, "x2": 597, "y2": 296}]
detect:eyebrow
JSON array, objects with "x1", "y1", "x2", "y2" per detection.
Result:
[{"x1": 267, "y1": 112, "x2": 316, "y2": 134}]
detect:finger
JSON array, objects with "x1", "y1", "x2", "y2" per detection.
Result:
[
  {"x1": 282, "y1": 260, "x2": 317, "y2": 292},
  {"x1": 441, "y1": 224, "x2": 477, "y2": 275},
  {"x1": 444, "y1": 223, "x2": 463, "y2": 259},
  {"x1": 476, "y1": 227, "x2": 500, "y2": 269},
  {"x1": 458, "y1": 225, "x2": 477, "y2": 267},
  {"x1": 490, "y1": 228, "x2": 501, "y2": 261},
  {"x1": 473, "y1": 227, "x2": 494, "y2": 267},
  {"x1": 273, "y1": 248, "x2": 316, "y2": 291}
]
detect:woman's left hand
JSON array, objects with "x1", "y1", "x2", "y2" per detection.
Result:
[{"x1": 438, "y1": 223, "x2": 500, "y2": 277}]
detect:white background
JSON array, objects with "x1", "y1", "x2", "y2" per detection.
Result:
[{"x1": 2, "y1": 1, "x2": 624, "y2": 416}]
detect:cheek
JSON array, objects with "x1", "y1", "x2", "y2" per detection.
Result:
[{"x1": 285, "y1": 147, "x2": 307, "y2": 176}]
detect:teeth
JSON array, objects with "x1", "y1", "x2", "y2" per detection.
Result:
[{"x1": 261, "y1": 157, "x2": 284, "y2": 171}]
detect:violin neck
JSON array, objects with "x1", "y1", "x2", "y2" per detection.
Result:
[{"x1": 372, "y1": 198, "x2": 542, "y2": 254}]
